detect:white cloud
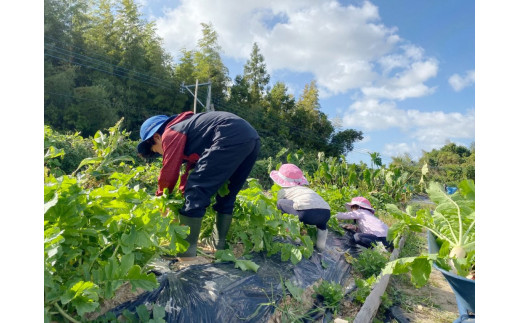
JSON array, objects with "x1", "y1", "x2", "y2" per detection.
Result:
[
  {"x1": 448, "y1": 70, "x2": 475, "y2": 91},
  {"x1": 149, "y1": 0, "x2": 474, "y2": 160},
  {"x1": 154, "y1": 0, "x2": 414, "y2": 96},
  {"x1": 362, "y1": 59, "x2": 438, "y2": 100},
  {"x1": 407, "y1": 109, "x2": 475, "y2": 146},
  {"x1": 382, "y1": 142, "x2": 417, "y2": 159},
  {"x1": 377, "y1": 44, "x2": 425, "y2": 74},
  {"x1": 359, "y1": 135, "x2": 371, "y2": 143},
  {"x1": 342, "y1": 99, "x2": 475, "y2": 151},
  {"x1": 342, "y1": 99, "x2": 406, "y2": 131}
]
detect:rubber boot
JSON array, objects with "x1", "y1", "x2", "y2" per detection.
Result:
[
  {"x1": 177, "y1": 215, "x2": 203, "y2": 258},
  {"x1": 212, "y1": 213, "x2": 233, "y2": 250},
  {"x1": 316, "y1": 229, "x2": 328, "y2": 251}
]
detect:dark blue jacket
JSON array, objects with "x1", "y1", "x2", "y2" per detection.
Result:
[{"x1": 156, "y1": 111, "x2": 259, "y2": 196}]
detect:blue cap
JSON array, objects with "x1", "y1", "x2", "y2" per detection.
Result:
[
  {"x1": 137, "y1": 114, "x2": 177, "y2": 157},
  {"x1": 140, "y1": 115, "x2": 170, "y2": 141}
]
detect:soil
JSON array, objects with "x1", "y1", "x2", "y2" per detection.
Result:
[
  {"x1": 84, "y1": 283, "x2": 146, "y2": 321},
  {"x1": 387, "y1": 270, "x2": 459, "y2": 323},
  {"x1": 267, "y1": 281, "x2": 321, "y2": 323}
]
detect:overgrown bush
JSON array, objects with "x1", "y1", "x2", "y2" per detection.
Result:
[
  {"x1": 44, "y1": 124, "x2": 145, "y2": 177},
  {"x1": 44, "y1": 126, "x2": 94, "y2": 175}
]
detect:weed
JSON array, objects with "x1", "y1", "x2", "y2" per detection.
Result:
[
  {"x1": 312, "y1": 280, "x2": 344, "y2": 315},
  {"x1": 242, "y1": 278, "x2": 322, "y2": 323},
  {"x1": 352, "y1": 247, "x2": 389, "y2": 278}
]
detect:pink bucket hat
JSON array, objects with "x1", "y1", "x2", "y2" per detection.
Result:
[
  {"x1": 346, "y1": 197, "x2": 375, "y2": 213},
  {"x1": 270, "y1": 164, "x2": 309, "y2": 187}
]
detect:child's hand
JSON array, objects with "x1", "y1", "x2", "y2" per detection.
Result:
[{"x1": 342, "y1": 224, "x2": 357, "y2": 231}]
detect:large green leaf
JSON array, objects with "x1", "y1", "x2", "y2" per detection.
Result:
[
  {"x1": 458, "y1": 180, "x2": 475, "y2": 200},
  {"x1": 215, "y1": 250, "x2": 236, "y2": 262},
  {"x1": 410, "y1": 258, "x2": 432, "y2": 287},
  {"x1": 382, "y1": 254, "x2": 436, "y2": 288},
  {"x1": 60, "y1": 281, "x2": 100, "y2": 316},
  {"x1": 126, "y1": 265, "x2": 158, "y2": 291},
  {"x1": 290, "y1": 247, "x2": 303, "y2": 265}
]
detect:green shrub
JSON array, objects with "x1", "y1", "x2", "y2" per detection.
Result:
[
  {"x1": 352, "y1": 247, "x2": 389, "y2": 278},
  {"x1": 44, "y1": 126, "x2": 94, "y2": 175},
  {"x1": 312, "y1": 280, "x2": 344, "y2": 314}
]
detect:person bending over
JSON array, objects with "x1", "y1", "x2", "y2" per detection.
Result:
[
  {"x1": 137, "y1": 111, "x2": 260, "y2": 259},
  {"x1": 270, "y1": 164, "x2": 331, "y2": 252}
]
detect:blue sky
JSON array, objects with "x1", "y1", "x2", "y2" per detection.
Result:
[
  {"x1": 137, "y1": 0, "x2": 475, "y2": 166},
  {"x1": 134, "y1": 1, "x2": 476, "y2": 165}
]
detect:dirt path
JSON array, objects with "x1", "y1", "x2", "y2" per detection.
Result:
[
  {"x1": 386, "y1": 230, "x2": 461, "y2": 323},
  {"x1": 388, "y1": 269, "x2": 459, "y2": 322}
]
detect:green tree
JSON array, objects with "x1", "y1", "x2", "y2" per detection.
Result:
[
  {"x1": 288, "y1": 81, "x2": 336, "y2": 151},
  {"x1": 45, "y1": 0, "x2": 180, "y2": 138},
  {"x1": 267, "y1": 82, "x2": 296, "y2": 116},
  {"x1": 64, "y1": 86, "x2": 118, "y2": 137},
  {"x1": 416, "y1": 143, "x2": 475, "y2": 186},
  {"x1": 296, "y1": 80, "x2": 320, "y2": 114},
  {"x1": 265, "y1": 82, "x2": 296, "y2": 137},
  {"x1": 227, "y1": 75, "x2": 251, "y2": 113},
  {"x1": 327, "y1": 129, "x2": 364, "y2": 157},
  {"x1": 193, "y1": 23, "x2": 230, "y2": 105},
  {"x1": 243, "y1": 42, "x2": 270, "y2": 103},
  {"x1": 370, "y1": 152, "x2": 383, "y2": 169}
]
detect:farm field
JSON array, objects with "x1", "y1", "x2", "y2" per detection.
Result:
[
  {"x1": 44, "y1": 124, "x2": 474, "y2": 322},
  {"x1": 41, "y1": 1, "x2": 478, "y2": 321}
]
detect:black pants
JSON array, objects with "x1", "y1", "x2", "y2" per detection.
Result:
[
  {"x1": 354, "y1": 233, "x2": 390, "y2": 248},
  {"x1": 180, "y1": 139, "x2": 260, "y2": 218},
  {"x1": 276, "y1": 199, "x2": 330, "y2": 230}
]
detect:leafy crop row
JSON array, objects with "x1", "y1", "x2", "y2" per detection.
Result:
[{"x1": 44, "y1": 120, "x2": 442, "y2": 322}]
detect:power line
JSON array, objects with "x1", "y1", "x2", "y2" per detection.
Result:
[
  {"x1": 45, "y1": 43, "x2": 170, "y2": 86},
  {"x1": 44, "y1": 44, "x2": 175, "y2": 91},
  {"x1": 44, "y1": 51, "x2": 174, "y2": 91},
  {"x1": 45, "y1": 37, "x2": 172, "y2": 85}
]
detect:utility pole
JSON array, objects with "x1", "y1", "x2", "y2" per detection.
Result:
[
  {"x1": 205, "y1": 80, "x2": 212, "y2": 112},
  {"x1": 181, "y1": 80, "x2": 213, "y2": 113},
  {"x1": 193, "y1": 79, "x2": 199, "y2": 113}
]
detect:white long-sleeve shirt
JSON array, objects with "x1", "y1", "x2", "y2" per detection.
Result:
[
  {"x1": 277, "y1": 186, "x2": 330, "y2": 210},
  {"x1": 336, "y1": 208, "x2": 388, "y2": 237}
]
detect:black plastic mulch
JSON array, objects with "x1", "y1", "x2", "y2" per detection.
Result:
[{"x1": 108, "y1": 231, "x2": 357, "y2": 323}]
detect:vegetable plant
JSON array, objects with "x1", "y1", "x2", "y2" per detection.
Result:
[
  {"x1": 312, "y1": 280, "x2": 344, "y2": 315},
  {"x1": 382, "y1": 180, "x2": 475, "y2": 287},
  {"x1": 352, "y1": 247, "x2": 390, "y2": 279}
]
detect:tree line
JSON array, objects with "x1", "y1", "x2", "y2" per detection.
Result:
[{"x1": 44, "y1": 0, "x2": 363, "y2": 160}]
